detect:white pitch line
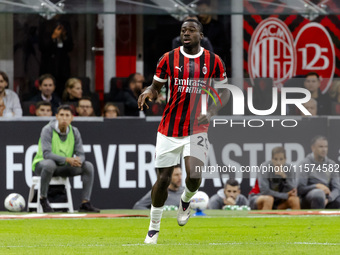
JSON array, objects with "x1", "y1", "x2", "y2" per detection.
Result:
[
  {"x1": 0, "y1": 244, "x2": 106, "y2": 248},
  {"x1": 293, "y1": 242, "x2": 340, "y2": 246},
  {"x1": 122, "y1": 242, "x2": 340, "y2": 247}
]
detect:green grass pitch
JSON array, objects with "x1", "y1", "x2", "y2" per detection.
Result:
[{"x1": 0, "y1": 210, "x2": 340, "y2": 254}]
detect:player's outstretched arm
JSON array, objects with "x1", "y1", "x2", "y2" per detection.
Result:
[{"x1": 138, "y1": 80, "x2": 164, "y2": 111}]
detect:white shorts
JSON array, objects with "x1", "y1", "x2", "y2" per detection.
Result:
[{"x1": 155, "y1": 132, "x2": 209, "y2": 168}]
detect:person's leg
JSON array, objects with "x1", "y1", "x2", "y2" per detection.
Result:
[
  {"x1": 176, "y1": 156, "x2": 203, "y2": 226},
  {"x1": 79, "y1": 161, "x2": 94, "y2": 202},
  {"x1": 145, "y1": 167, "x2": 174, "y2": 244},
  {"x1": 287, "y1": 196, "x2": 301, "y2": 209},
  {"x1": 249, "y1": 195, "x2": 259, "y2": 210},
  {"x1": 151, "y1": 167, "x2": 174, "y2": 207},
  {"x1": 182, "y1": 156, "x2": 202, "y2": 202},
  {"x1": 35, "y1": 159, "x2": 57, "y2": 212},
  {"x1": 148, "y1": 167, "x2": 174, "y2": 229},
  {"x1": 145, "y1": 132, "x2": 183, "y2": 244},
  {"x1": 35, "y1": 159, "x2": 57, "y2": 199},
  {"x1": 326, "y1": 195, "x2": 340, "y2": 209},
  {"x1": 305, "y1": 189, "x2": 326, "y2": 209},
  {"x1": 277, "y1": 196, "x2": 301, "y2": 210},
  {"x1": 256, "y1": 195, "x2": 274, "y2": 210},
  {"x1": 54, "y1": 162, "x2": 98, "y2": 212}
]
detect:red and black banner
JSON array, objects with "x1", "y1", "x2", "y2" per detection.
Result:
[{"x1": 244, "y1": 0, "x2": 340, "y2": 93}]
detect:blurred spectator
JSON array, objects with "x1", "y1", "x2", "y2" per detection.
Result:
[
  {"x1": 103, "y1": 102, "x2": 120, "y2": 118},
  {"x1": 39, "y1": 15, "x2": 73, "y2": 97},
  {"x1": 249, "y1": 147, "x2": 300, "y2": 210},
  {"x1": 298, "y1": 136, "x2": 340, "y2": 209},
  {"x1": 329, "y1": 80, "x2": 340, "y2": 103},
  {"x1": 123, "y1": 73, "x2": 145, "y2": 116},
  {"x1": 0, "y1": 71, "x2": 22, "y2": 117},
  {"x1": 208, "y1": 179, "x2": 248, "y2": 209},
  {"x1": 76, "y1": 97, "x2": 94, "y2": 117},
  {"x1": 62, "y1": 78, "x2": 83, "y2": 103},
  {"x1": 300, "y1": 98, "x2": 318, "y2": 116},
  {"x1": 133, "y1": 165, "x2": 183, "y2": 209},
  {"x1": 35, "y1": 101, "x2": 52, "y2": 116},
  {"x1": 329, "y1": 80, "x2": 340, "y2": 114},
  {"x1": 29, "y1": 74, "x2": 61, "y2": 115},
  {"x1": 196, "y1": 0, "x2": 227, "y2": 62},
  {"x1": 303, "y1": 72, "x2": 331, "y2": 115},
  {"x1": 172, "y1": 15, "x2": 214, "y2": 51}
]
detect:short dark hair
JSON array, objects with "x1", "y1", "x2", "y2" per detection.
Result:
[
  {"x1": 39, "y1": 74, "x2": 56, "y2": 86},
  {"x1": 174, "y1": 164, "x2": 181, "y2": 169},
  {"x1": 0, "y1": 71, "x2": 9, "y2": 87},
  {"x1": 77, "y1": 96, "x2": 93, "y2": 107},
  {"x1": 56, "y1": 104, "x2": 73, "y2": 114},
  {"x1": 126, "y1": 73, "x2": 142, "y2": 86},
  {"x1": 311, "y1": 135, "x2": 327, "y2": 146},
  {"x1": 103, "y1": 102, "x2": 120, "y2": 116},
  {"x1": 226, "y1": 179, "x2": 239, "y2": 187},
  {"x1": 305, "y1": 72, "x2": 319, "y2": 80},
  {"x1": 36, "y1": 101, "x2": 52, "y2": 110},
  {"x1": 272, "y1": 147, "x2": 286, "y2": 158},
  {"x1": 182, "y1": 19, "x2": 203, "y2": 33}
]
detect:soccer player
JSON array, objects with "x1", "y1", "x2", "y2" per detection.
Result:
[
  {"x1": 32, "y1": 105, "x2": 99, "y2": 213},
  {"x1": 138, "y1": 18, "x2": 230, "y2": 244}
]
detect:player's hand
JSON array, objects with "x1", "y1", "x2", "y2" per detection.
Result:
[
  {"x1": 224, "y1": 197, "x2": 236, "y2": 205},
  {"x1": 197, "y1": 109, "x2": 216, "y2": 125},
  {"x1": 138, "y1": 89, "x2": 153, "y2": 111},
  {"x1": 52, "y1": 25, "x2": 64, "y2": 39},
  {"x1": 325, "y1": 198, "x2": 328, "y2": 206},
  {"x1": 288, "y1": 188, "x2": 297, "y2": 197},
  {"x1": 66, "y1": 157, "x2": 82, "y2": 167},
  {"x1": 316, "y1": 183, "x2": 330, "y2": 195}
]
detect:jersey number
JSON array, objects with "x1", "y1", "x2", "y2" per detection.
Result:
[{"x1": 197, "y1": 136, "x2": 208, "y2": 149}]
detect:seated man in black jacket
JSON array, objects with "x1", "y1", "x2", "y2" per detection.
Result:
[
  {"x1": 123, "y1": 73, "x2": 145, "y2": 116},
  {"x1": 30, "y1": 74, "x2": 61, "y2": 115}
]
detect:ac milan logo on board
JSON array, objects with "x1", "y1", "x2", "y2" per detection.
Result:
[{"x1": 248, "y1": 18, "x2": 296, "y2": 88}]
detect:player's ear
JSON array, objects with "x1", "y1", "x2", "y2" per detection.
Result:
[{"x1": 200, "y1": 32, "x2": 204, "y2": 39}]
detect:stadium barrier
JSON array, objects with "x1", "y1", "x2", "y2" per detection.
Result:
[{"x1": 0, "y1": 116, "x2": 339, "y2": 209}]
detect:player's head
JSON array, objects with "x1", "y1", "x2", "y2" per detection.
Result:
[
  {"x1": 196, "y1": 0, "x2": 212, "y2": 24},
  {"x1": 304, "y1": 72, "x2": 320, "y2": 94},
  {"x1": 180, "y1": 19, "x2": 203, "y2": 49},
  {"x1": 39, "y1": 74, "x2": 56, "y2": 98},
  {"x1": 56, "y1": 105, "x2": 74, "y2": 130},
  {"x1": 76, "y1": 97, "x2": 94, "y2": 117},
  {"x1": 224, "y1": 179, "x2": 240, "y2": 200},
  {"x1": 35, "y1": 101, "x2": 52, "y2": 116},
  {"x1": 311, "y1": 135, "x2": 328, "y2": 160},
  {"x1": 169, "y1": 165, "x2": 182, "y2": 189},
  {"x1": 271, "y1": 147, "x2": 286, "y2": 168},
  {"x1": 301, "y1": 98, "x2": 317, "y2": 116},
  {"x1": 0, "y1": 71, "x2": 9, "y2": 93}
]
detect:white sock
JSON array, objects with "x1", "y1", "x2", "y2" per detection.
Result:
[
  {"x1": 148, "y1": 205, "x2": 164, "y2": 231},
  {"x1": 181, "y1": 186, "x2": 198, "y2": 203}
]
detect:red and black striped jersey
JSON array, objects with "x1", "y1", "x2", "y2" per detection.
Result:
[{"x1": 154, "y1": 46, "x2": 228, "y2": 137}]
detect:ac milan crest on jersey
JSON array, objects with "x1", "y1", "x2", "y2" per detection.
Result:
[{"x1": 154, "y1": 46, "x2": 227, "y2": 137}]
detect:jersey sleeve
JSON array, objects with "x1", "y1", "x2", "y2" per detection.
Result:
[
  {"x1": 213, "y1": 55, "x2": 228, "y2": 85},
  {"x1": 153, "y1": 53, "x2": 169, "y2": 83}
]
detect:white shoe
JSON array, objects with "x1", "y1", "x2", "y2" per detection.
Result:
[
  {"x1": 177, "y1": 200, "x2": 191, "y2": 226},
  {"x1": 144, "y1": 231, "x2": 159, "y2": 244}
]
